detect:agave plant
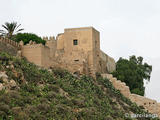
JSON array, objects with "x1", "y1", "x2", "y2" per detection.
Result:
[{"x1": 0, "y1": 22, "x2": 24, "y2": 39}]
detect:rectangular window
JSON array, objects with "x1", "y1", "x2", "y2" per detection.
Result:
[
  {"x1": 73, "y1": 39, "x2": 78, "y2": 45},
  {"x1": 74, "y1": 59, "x2": 79, "y2": 62}
]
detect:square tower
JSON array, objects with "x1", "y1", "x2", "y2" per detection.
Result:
[{"x1": 63, "y1": 27, "x2": 100, "y2": 74}]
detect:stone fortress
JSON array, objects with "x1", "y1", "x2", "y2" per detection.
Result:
[
  {"x1": 21, "y1": 27, "x2": 116, "y2": 76},
  {"x1": 0, "y1": 27, "x2": 160, "y2": 117}
]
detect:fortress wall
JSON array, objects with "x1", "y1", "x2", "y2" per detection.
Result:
[
  {"x1": 107, "y1": 56, "x2": 116, "y2": 73},
  {"x1": 99, "y1": 51, "x2": 108, "y2": 73},
  {"x1": 22, "y1": 44, "x2": 51, "y2": 67},
  {"x1": 53, "y1": 49, "x2": 90, "y2": 75},
  {"x1": 100, "y1": 50, "x2": 116, "y2": 73},
  {"x1": 64, "y1": 27, "x2": 93, "y2": 53},
  {"x1": 92, "y1": 28, "x2": 100, "y2": 73},
  {"x1": 51, "y1": 58, "x2": 88, "y2": 75},
  {"x1": 100, "y1": 50, "x2": 107, "y2": 61},
  {"x1": 46, "y1": 39, "x2": 57, "y2": 58},
  {"x1": 64, "y1": 27, "x2": 94, "y2": 66},
  {"x1": 53, "y1": 27, "x2": 116, "y2": 76},
  {"x1": 158, "y1": 103, "x2": 160, "y2": 115},
  {"x1": 0, "y1": 27, "x2": 116, "y2": 76},
  {"x1": 41, "y1": 46, "x2": 51, "y2": 68},
  {"x1": 130, "y1": 94, "x2": 160, "y2": 116},
  {"x1": 21, "y1": 44, "x2": 43, "y2": 66},
  {"x1": 0, "y1": 37, "x2": 20, "y2": 50},
  {"x1": 102, "y1": 73, "x2": 160, "y2": 116},
  {"x1": 0, "y1": 41, "x2": 18, "y2": 56},
  {"x1": 0, "y1": 37, "x2": 21, "y2": 56},
  {"x1": 62, "y1": 27, "x2": 100, "y2": 76},
  {"x1": 56, "y1": 34, "x2": 64, "y2": 50}
]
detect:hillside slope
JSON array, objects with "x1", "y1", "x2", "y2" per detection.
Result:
[{"x1": 0, "y1": 52, "x2": 159, "y2": 120}]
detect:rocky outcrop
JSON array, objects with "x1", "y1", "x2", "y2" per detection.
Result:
[
  {"x1": 0, "y1": 71, "x2": 18, "y2": 91},
  {"x1": 0, "y1": 83, "x2": 4, "y2": 91}
]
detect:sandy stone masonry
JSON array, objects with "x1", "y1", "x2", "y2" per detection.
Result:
[
  {"x1": 0, "y1": 37, "x2": 21, "y2": 50},
  {"x1": 21, "y1": 27, "x2": 116, "y2": 76},
  {"x1": 101, "y1": 74, "x2": 160, "y2": 117},
  {"x1": 0, "y1": 37, "x2": 21, "y2": 56}
]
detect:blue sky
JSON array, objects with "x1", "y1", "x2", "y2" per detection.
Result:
[{"x1": 0, "y1": 0, "x2": 160, "y2": 102}]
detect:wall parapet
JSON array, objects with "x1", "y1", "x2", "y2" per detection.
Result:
[
  {"x1": 42, "y1": 36, "x2": 55, "y2": 41},
  {"x1": 0, "y1": 37, "x2": 21, "y2": 50},
  {"x1": 101, "y1": 73, "x2": 160, "y2": 117},
  {"x1": 22, "y1": 44, "x2": 44, "y2": 48}
]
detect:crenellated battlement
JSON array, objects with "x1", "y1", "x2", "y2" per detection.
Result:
[
  {"x1": 102, "y1": 73, "x2": 160, "y2": 117},
  {"x1": 42, "y1": 36, "x2": 55, "y2": 41},
  {"x1": 22, "y1": 43, "x2": 44, "y2": 49},
  {"x1": 0, "y1": 37, "x2": 21, "y2": 50}
]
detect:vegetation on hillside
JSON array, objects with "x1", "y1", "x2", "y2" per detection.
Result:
[
  {"x1": 0, "y1": 22, "x2": 24, "y2": 39},
  {"x1": 112, "y1": 55, "x2": 152, "y2": 96},
  {"x1": 0, "y1": 52, "x2": 158, "y2": 120}
]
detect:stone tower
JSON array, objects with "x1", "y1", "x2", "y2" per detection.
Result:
[{"x1": 57, "y1": 27, "x2": 101, "y2": 75}]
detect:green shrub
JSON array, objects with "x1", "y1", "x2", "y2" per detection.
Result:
[
  {"x1": 46, "y1": 84, "x2": 59, "y2": 92},
  {"x1": 71, "y1": 98, "x2": 85, "y2": 107},
  {"x1": 0, "y1": 103, "x2": 10, "y2": 114},
  {"x1": 46, "y1": 91, "x2": 57, "y2": 101},
  {"x1": 15, "y1": 111, "x2": 29, "y2": 120},
  {"x1": 52, "y1": 68, "x2": 69, "y2": 78},
  {"x1": 13, "y1": 33, "x2": 46, "y2": 45},
  {"x1": 0, "y1": 93, "x2": 10, "y2": 104},
  {"x1": 11, "y1": 107, "x2": 22, "y2": 116},
  {"x1": 36, "y1": 103, "x2": 51, "y2": 114}
]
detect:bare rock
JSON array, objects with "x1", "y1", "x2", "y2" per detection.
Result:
[
  {"x1": 20, "y1": 76, "x2": 26, "y2": 84},
  {"x1": 12, "y1": 69, "x2": 20, "y2": 78},
  {"x1": 48, "y1": 69, "x2": 52, "y2": 73},
  {"x1": 0, "y1": 71, "x2": 8, "y2": 79},
  {"x1": 10, "y1": 64, "x2": 14, "y2": 69},
  {"x1": 2, "y1": 77, "x2": 8, "y2": 83},
  {"x1": 38, "y1": 84, "x2": 44, "y2": 89},
  {"x1": 6, "y1": 66, "x2": 10, "y2": 68},
  {"x1": 59, "y1": 88, "x2": 70, "y2": 99},
  {"x1": 17, "y1": 50, "x2": 22, "y2": 57},
  {"x1": 9, "y1": 80, "x2": 17, "y2": 89},
  {"x1": 0, "y1": 83, "x2": 4, "y2": 91}
]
